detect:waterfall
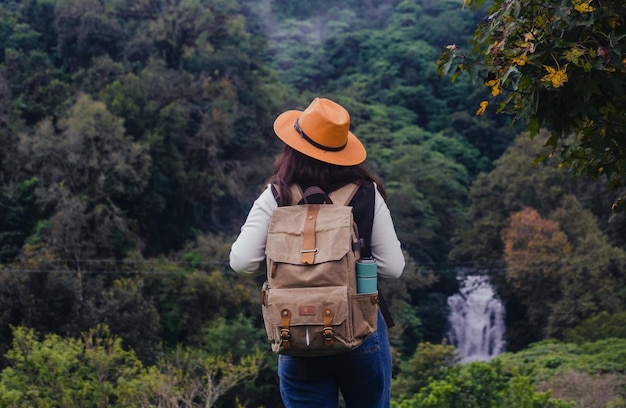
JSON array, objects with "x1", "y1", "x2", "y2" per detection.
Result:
[{"x1": 447, "y1": 274, "x2": 506, "y2": 362}]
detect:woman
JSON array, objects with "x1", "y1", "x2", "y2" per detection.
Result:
[{"x1": 230, "y1": 97, "x2": 404, "y2": 408}]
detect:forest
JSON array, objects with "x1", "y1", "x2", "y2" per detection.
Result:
[{"x1": 0, "y1": 0, "x2": 625, "y2": 406}]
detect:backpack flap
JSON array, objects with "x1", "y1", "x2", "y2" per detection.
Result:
[{"x1": 266, "y1": 205, "x2": 355, "y2": 266}]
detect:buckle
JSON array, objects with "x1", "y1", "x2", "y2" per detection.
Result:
[
  {"x1": 322, "y1": 327, "x2": 333, "y2": 341},
  {"x1": 280, "y1": 328, "x2": 291, "y2": 341}
]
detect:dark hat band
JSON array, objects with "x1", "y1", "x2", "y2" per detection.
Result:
[{"x1": 294, "y1": 118, "x2": 347, "y2": 152}]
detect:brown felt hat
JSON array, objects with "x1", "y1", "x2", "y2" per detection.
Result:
[{"x1": 273, "y1": 98, "x2": 366, "y2": 166}]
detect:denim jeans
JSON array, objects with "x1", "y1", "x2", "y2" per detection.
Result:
[{"x1": 278, "y1": 309, "x2": 391, "y2": 408}]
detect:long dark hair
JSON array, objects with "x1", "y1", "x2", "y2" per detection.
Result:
[{"x1": 266, "y1": 145, "x2": 387, "y2": 205}]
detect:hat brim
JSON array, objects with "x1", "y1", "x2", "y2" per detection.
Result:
[{"x1": 273, "y1": 110, "x2": 367, "y2": 166}]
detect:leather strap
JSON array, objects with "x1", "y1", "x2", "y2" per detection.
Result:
[
  {"x1": 270, "y1": 261, "x2": 278, "y2": 279},
  {"x1": 301, "y1": 204, "x2": 320, "y2": 264},
  {"x1": 280, "y1": 309, "x2": 291, "y2": 349},
  {"x1": 322, "y1": 307, "x2": 334, "y2": 347}
]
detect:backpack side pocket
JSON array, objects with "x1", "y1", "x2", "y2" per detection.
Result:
[{"x1": 350, "y1": 292, "x2": 379, "y2": 343}]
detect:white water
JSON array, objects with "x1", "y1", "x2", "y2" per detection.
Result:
[{"x1": 447, "y1": 275, "x2": 506, "y2": 362}]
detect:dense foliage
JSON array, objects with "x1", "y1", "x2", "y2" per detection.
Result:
[
  {"x1": 1, "y1": 0, "x2": 625, "y2": 406},
  {"x1": 0, "y1": 325, "x2": 263, "y2": 406},
  {"x1": 391, "y1": 338, "x2": 626, "y2": 407},
  {"x1": 438, "y1": 0, "x2": 626, "y2": 210},
  {"x1": 450, "y1": 131, "x2": 626, "y2": 351}
]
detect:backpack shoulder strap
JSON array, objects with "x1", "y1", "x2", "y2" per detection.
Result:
[
  {"x1": 273, "y1": 183, "x2": 359, "y2": 206},
  {"x1": 329, "y1": 183, "x2": 360, "y2": 206},
  {"x1": 351, "y1": 182, "x2": 374, "y2": 258},
  {"x1": 289, "y1": 184, "x2": 304, "y2": 205},
  {"x1": 270, "y1": 184, "x2": 305, "y2": 207}
]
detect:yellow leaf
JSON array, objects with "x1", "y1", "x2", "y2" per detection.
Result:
[
  {"x1": 572, "y1": 0, "x2": 595, "y2": 13},
  {"x1": 485, "y1": 79, "x2": 503, "y2": 96},
  {"x1": 564, "y1": 47, "x2": 585, "y2": 62},
  {"x1": 476, "y1": 101, "x2": 489, "y2": 116},
  {"x1": 541, "y1": 64, "x2": 568, "y2": 88},
  {"x1": 543, "y1": 65, "x2": 557, "y2": 75},
  {"x1": 512, "y1": 53, "x2": 530, "y2": 66}
]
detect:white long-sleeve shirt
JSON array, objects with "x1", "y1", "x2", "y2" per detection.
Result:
[{"x1": 229, "y1": 183, "x2": 405, "y2": 279}]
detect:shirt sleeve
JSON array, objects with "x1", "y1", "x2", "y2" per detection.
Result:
[
  {"x1": 229, "y1": 186, "x2": 277, "y2": 274},
  {"x1": 370, "y1": 185, "x2": 405, "y2": 279}
]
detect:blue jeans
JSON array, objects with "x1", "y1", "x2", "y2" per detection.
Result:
[{"x1": 278, "y1": 310, "x2": 391, "y2": 408}]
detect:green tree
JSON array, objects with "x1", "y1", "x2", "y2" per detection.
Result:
[
  {"x1": 451, "y1": 131, "x2": 625, "y2": 267},
  {"x1": 547, "y1": 196, "x2": 626, "y2": 338},
  {"x1": 146, "y1": 0, "x2": 216, "y2": 70},
  {"x1": 17, "y1": 93, "x2": 151, "y2": 260},
  {"x1": 0, "y1": 325, "x2": 150, "y2": 406},
  {"x1": 496, "y1": 338, "x2": 626, "y2": 382},
  {"x1": 392, "y1": 341, "x2": 458, "y2": 399},
  {"x1": 0, "y1": 73, "x2": 9, "y2": 128},
  {"x1": 3, "y1": 48, "x2": 69, "y2": 125},
  {"x1": 144, "y1": 268, "x2": 257, "y2": 347},
  {"x1": 0, "y1": 243, "x2": 102, "y2": 366},
  {"x1": 98, "y1": 278, "x2": 162, "y2": 365},
  {"x1": 54, "y1": 0, "x2": 124, "y2": 68},
  {"x1": 379, "y1": 253, "x2": 439, "y2": 355},
  {"x1": 200, "y1": 314, "x2": 281, "y2": 408},
  {"x1": 565, "y1": 311, "x2": 626, "y2": 343},
  {"x1": 0, "y1": 178, "x2": 39, "y2": 260},
  {"x1": 264, "y1": 18, "x2": 331, "y2": 92},
  {"x1": 1, "y1": 1, "x2": 68, "y2": 124},
  {"x1": 0, "y1": 324, "x2": 264, "y2": 407},
  {"x1": 386, "y1": 143, "x2": 471, "y2": 264},
  {"x1": 438, "y1": 0, "x2": 626, "y2": 210},
  {"x1": 153, "y1": 346, "x2": 264, "y2": 408},
  {"x1": 391, "y1": 361, "x2": 573, "y2": 408}
]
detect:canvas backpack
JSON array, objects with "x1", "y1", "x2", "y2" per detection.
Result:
[{"x1": 261, "y1": 183, "x2": 380, "y2": 356}]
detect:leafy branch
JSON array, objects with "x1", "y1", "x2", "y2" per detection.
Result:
[{"x1": 438, "y1": 0, "x2": 626, "y2": 210}]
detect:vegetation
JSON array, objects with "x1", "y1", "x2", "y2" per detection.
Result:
[
  {"x1": 450, "y1": 131, "x2": 626, "y2": 351},
  {"x1": 392, "y1": 362, "x2": 574, "y2": 408},
  {"x1": 392, "y1": 338, "x2": 626, "y2": 407},
  {"x1": 1, "y1": 0, "x2": 625, "y2": 406},
  {"x1": 438, "y1": 0, "x2": 626, "y2": 210},
  {"x1": 0, "y1": 325, "x2": 263, "y2": 407}
]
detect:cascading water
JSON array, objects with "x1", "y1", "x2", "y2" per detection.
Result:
[{"x1": 447, "y1": 274, "x2": 506, "y2": 362}]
